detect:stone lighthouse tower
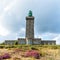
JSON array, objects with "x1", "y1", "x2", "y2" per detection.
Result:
[{"x1": 26, "y1": 10, "x2": 34, "y2": 44}]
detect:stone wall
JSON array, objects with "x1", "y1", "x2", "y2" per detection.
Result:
[
  {"x1": 41, "y1": 40, "x2": 56, "y2": 45},
  {"x1": 33, "y1": 38, "x2": 41, "y2": 44},
  {"x1": 18, "y1": 38, "x2": 26, "y2": 44},
  {"x1": 5, "y1": 40, "x2": 16, "y2": 45},
  {"x1": 4, "y1": 39, "x2": 56, "y2": 45}
]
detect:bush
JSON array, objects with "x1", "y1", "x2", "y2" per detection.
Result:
[
  {"x1": 0, "y1": 53, "x2": 11, "y2": 59},
  {"x1": 14, "y1": 41, "x2": 18, "y2": 45},
  {"x1": 31, "y1": 47, "x2": 38, "y2": 50},
  {"x1": 2, "y1": 53, "x2": 11, "y2": 59},
  {"x1": 5, "y1": 45, "x2": 15, "y2": 48},
  {"x1": 0, "y1": 56, "x2": 3, "y2": 60},
  {"x1": 0, "y1": 45, "x2": 4, "y2": 48},
  {"x1": 40, "y1": 51, "x2": 46, "y2": 56},
  {"x1": 24, "y1": 50, "x2": 40, "y2": 59}
]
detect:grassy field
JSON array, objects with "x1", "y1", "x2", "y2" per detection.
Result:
[{"x1": 0, "y1": 45, "x2": 60, "y2": 60}]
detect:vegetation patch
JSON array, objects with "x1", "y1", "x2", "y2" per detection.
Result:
[
  {"x1": 0, "y1": 53, "x2": 11, "y2": 59},
  {"x1": 24, "y1": 50, "x2": 40, "y2": 59}
]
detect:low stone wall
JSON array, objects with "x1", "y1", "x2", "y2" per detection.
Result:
[
  {"x1": 41, "y1": 40, "x2": 56, "y2": 45},
  {"x1": 5, "y1": 40, "x2": 17, "y2": 45},
  {"x1": 33, "y1": 38, "x2": 41, "y2": 44},
  {"x1": 18, "y1": 38, "x2": 26, "y2": 44},
  {"x1": 4, "y1": 39, "x2": 56, "y2": 45}
]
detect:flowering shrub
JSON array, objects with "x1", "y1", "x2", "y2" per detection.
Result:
[
  {"x1": 24, "y1": 50, "x2": 40, "y2": 59},
  {"x1": 0, "y1": 56, "x2": 3, "y2": 60},
  {"x1": 31, "y1": 47, "x2": 38, "y2": 50},
  {"x1": 0, "y1": 53, "x2": 11, "y2": 59},
  {"x1": 2, "y1": 53, "x2": 11, "y2": 59}
]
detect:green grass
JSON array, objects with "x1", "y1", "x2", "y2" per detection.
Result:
[{"x1": 0, "y1": 45, "x2": 60, "y2": 49}]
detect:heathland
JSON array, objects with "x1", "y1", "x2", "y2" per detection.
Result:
[{"x1": 0, "y1": 45, "x2": 60, "y2": 60}]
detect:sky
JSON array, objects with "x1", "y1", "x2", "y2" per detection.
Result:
[{"x1": 0, "y1": 0, "x2": 60, "y2": 44}]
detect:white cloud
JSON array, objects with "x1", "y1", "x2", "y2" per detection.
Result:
[
  {"x1": 4, "y1": 0, "x2": 17, "y2": 12},
  {"x1": 53, "y1": 34, "x2": 60, "y2": 44},
  {"x1": 0, "y1": 25, "x2": 10, "y2": 36},
  {"x1": 35, "y1": 32, "x2": 60, "y2": 44},
  {"x1": 20, "y1": 28, "x2": 25, "y2": 33},
  {"x1": 0, "y1": 0, "x2": 17, "y2": 36},
  {"x1": 35, "y1": 32, "x2": 58, "y2": 39},
  {"x1": 18, "y1": 28, "x2": 25, "y2": 38},
  {"x1": 0, "y1": 14, "x2": 10, "y2": 36}
]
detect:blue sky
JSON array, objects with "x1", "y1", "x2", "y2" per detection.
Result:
[{"x1": 0, "y1": 0, "x2": 60, "y2": 44}]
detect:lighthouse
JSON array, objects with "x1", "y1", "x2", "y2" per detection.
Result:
[{"x1": 26, "y1": 10, "x2": 34, "y2": 44}]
